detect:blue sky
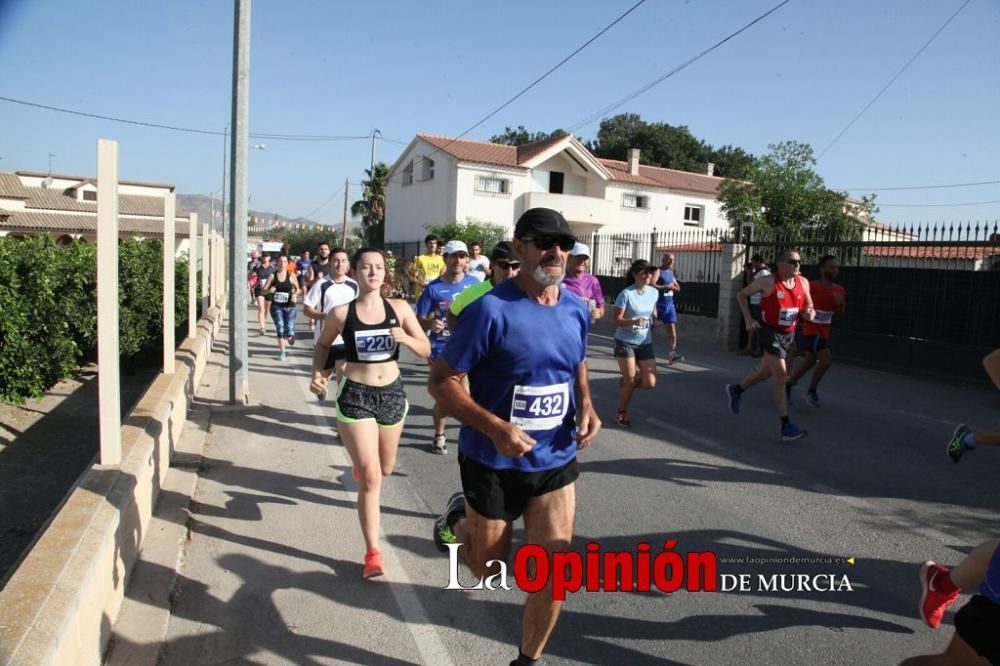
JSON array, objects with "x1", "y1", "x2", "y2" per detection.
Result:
[{"x1": 1, "y1": 0, "x2": 998, "y2": 227}]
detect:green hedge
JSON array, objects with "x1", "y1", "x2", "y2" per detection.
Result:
[{"x1": 0, "y1": 235, "x2": 197, "y2": 403}]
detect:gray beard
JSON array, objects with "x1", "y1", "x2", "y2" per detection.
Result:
[{"x1": 533, "y1": 265, "x2": 564, "y2": 287}]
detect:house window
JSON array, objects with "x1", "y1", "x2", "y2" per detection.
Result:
[
  {"x1": 421, "y1": 157, "x2": 435, "y2": 181},
  {"x1": 81, "y1": 190, "x2": 97, "y2": 201},
  {"x1": 549, "y1": 171, "x2": 564, "y2": 194},
  {"x1": 684, "y1": 204, "x2": 704, "y2": 226},
  {"x1": 475, "y1": 175, "x2": 511, "y2": 197},
  {"x1": 402, "y1": 161, "x2": 414, "y2": 186},
  {"x1": 622, "y1": 193, "x2": 649, "y2": 210}
]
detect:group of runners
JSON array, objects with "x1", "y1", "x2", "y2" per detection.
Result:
[{"x1": 247, "y1": 208, "x2": 994, "y2": 665}]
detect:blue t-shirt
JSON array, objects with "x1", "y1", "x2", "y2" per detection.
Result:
[
  {"x1": 296, "y1": 258, "x2": 313, "y2": 276},
  {"x1": 441, "y1": 280, "x2": 589, "y2": 472},
  {"x1": 613, "y1": 284, "x2": 659, "y2": 346},
  {"x1": 416, "y1": 274, "x2": 479, "y2": 360},
  {"x1": 656, "y1": 269, "x2": 675, "y2": 302}
]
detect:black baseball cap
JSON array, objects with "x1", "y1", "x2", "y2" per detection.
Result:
[
  {"x1": 629, "y1": 259, "x2": 655, "y2": 274},
  {"x1": 514, "y1": 208, "x2": 574, "y2": 240},
  {"x1": 490, "y1": 241, "x2": 516, "y2": 262}
]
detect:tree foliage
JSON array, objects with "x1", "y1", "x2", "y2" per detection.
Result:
[
  {"x1": 717, "y1": 141, "x2": 875, "y2": 239},
  {"x1": 587, "y1": 113, "x2": 755, "y2": 178},
  {"x1": 351, "y1": 161, "x2": 389, "y2": 246},
  {"x1": 490, "y1": 125, "x2": 567, "y2": 146},
  {"x1": 423, "y1": 219, "x2": 508, "y2": 255},
  {"x1": 275, "y1": 228, "x2": 349, "y2": 255},
  {"x1": 0, "y1": 236, "x2": 195, "y2": 403}
]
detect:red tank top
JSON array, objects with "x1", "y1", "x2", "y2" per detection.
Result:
[
  {"x1": 802, "y1": 281, "x2": 845, "y2": 338},
  {"x1": 761, "y1": 275, "x2": 806, "y2": 332}
]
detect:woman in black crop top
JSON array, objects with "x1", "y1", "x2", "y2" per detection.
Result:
[
  {"x1": 261, "y1": 255, "x2": 300, "y2": 360},
  {"x1": 309, "y1": 247, "x2": 430, "y2": 578}
]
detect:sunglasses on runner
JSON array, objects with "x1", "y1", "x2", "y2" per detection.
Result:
[
  {"x1": 495, "y1": 261, "x2": 521, "y2": 270},
  {"x1": 784, "y1": 258, "x2": 801, "y2": 266},
  {"x1": 521, "y1": 235, "x2": 575, "y2": 252}
]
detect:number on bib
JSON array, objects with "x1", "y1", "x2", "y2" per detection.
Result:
[
  {"x1": 354, "y1": 328, "x2": 396, "y2": 361},
  {"x1": 813, "y1": 310, "x2": 833, "y2": 325},
  {"x1": 510, "y1": 383, "x2": 570, "y2": 431},
  {"x1": 777, "y1": 307, "x2": 799, "y2": 326},
  {"x1": 273, "y1": 291, "x2": 289, "y2": 304}
]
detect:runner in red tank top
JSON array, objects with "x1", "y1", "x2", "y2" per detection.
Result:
[
  {"x1": 725, "y1": 249, "x2": 815, "y2": 442},
  {"x1": 786, "y1": 255, "x2": 845, "y2": 407}
]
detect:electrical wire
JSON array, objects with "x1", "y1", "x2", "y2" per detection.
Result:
[
  {"x1": 817, "y1": 0, "x2": 973, "y2": 159},
  {"x1": 838, "y1": 179, "x2": 1000, "y2": 192},
  {"x1": 566, "y1": 0, "x2": 795, "y2": 132}
]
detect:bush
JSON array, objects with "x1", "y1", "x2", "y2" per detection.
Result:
[
  {"x1": 0, "y1": 236, "x2": 195, "y2": 403},
  {"x1": 424, "y1": 219, "x2": 508, "y2": 255}
]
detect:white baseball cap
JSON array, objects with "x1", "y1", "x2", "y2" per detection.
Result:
[
  {"x1": 442, "y1": 240, "x2": 469, "y2": 256},
  {"x1": 569, "y1": 242, "x2": 591, "y2": 257}
]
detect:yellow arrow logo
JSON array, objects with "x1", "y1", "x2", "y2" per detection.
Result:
[{"x1": 847, "y1": 557, "x2": 856, "y2": 566}]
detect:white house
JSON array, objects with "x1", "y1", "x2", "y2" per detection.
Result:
[
  {"x1": 0, "y1": 170, "x2": 191, "y2": 254},
  {"x1": 385, "y1": 133, "x2": 729, "y2": 242}
]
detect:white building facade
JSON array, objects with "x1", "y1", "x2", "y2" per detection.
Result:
[{"x1": 385, "y1": 133, "x2": 729, "y2": 242}]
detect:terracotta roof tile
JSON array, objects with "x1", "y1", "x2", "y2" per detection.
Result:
[
  {"x1": 599, "y1": 159, "x2": 723, "y2": 195},
  {"x1": 515, "y1": 134, "x2": 571, "y2": 164},
  {"x1": 417, "y1": 134, "x2": 520, "y2": 169},
  {"x1": 0, "y1": 212, "x2": 188, "y2": 236},
  {"x1": 0, "y1": 171, "x2": 188, "y2": 217},
  {"x1": 0, "y1": 172, "x2": 30, "y2": 199}
]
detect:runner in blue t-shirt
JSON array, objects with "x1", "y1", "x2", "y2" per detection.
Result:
[
  {"x1": 613, "y1": 259, "x2": 660, "y2": 428},
  {"x1": 415, "y1": 240, "x2": 478, "y2": 454},
  {"x1": 654, "y1": 252, "x2": 683, "y2": 364},
  {"x1": 428, "y1": 208, "x2": 600, "y2": 666}
]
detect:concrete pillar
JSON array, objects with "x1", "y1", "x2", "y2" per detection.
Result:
[
  {"x1": 716, "y1": 243, "x2": 746, "y2": 351},
  {"x1": 96, "y1": 139, "x2": 122, "y2": 466},
  {"x1": 201, "y1": 221, "x2": 211, "y2": 312},
  {"x1": 163, "y1": 194, "x2": 176, "y2": 374},
  {"x1": 188, "y1": 213, "x2": 198, "y2": 338}
]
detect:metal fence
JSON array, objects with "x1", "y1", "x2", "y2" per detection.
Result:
[
  {"x1": 587, "y1": 228, "x2": 726, "y2": 317},
  {"x1": 745, "y1": 221, "x2": 1000, "y2": 380}
]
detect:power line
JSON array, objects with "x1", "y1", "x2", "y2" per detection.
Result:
[
  {"x1": 0, "y1": 95, "x2": 374, "y2": 142},
  {"x1": 567, "y1": 0, "x2": 795, "y2": 132},
  {"x1": 839, "y1": 179, "x2": 1000, "y2": 192},
  {"x1": 878, "y1": 199, "x2": 1000, "y2": 208},
  {"x1": 424, "y1": 0, "x2": 649, "y2": 158},
  {"x1": 817, "y1": 0, "x2": 972, "y2": 159},
  {"x1": 298, "y1": 183, "x2": 346, "y2": 220}
]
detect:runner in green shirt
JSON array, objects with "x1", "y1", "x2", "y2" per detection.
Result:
[{"x1": 449, "y1": 242, "x2": 520, "y2": 323}]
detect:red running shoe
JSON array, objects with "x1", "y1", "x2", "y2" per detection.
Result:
[
  {"x1": 615, "y1": 410, "x2": 632, "y2": 428},
  {"x1": 363, "y1": 548, "x2": 384, "y2": 579},
  {"x1": 919, "y1": 561, "x2": 959, "y2": 628}
]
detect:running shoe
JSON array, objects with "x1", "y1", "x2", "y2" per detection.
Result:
[
  {"x1": 946, "y1": 424, "x2": 974, "y2": 464},
  {"x1": 259, "y1": 326, "x2": 266, "y2": 335},
  {"x1": 317, "y1": 387, "x2": 327, "y2": 401},
  {"x1": 362, "y1": 548, "x2": 384, "y2": 579},
  {"x1": 667, "y1": 351, "x2": 684, "y2": 364},
  {"x1": 433, "y1": 491, "x2": 465, "y2": 553},
  {"x1": 615, "y1": 410, "x2": 631, "y2": 428},
  {"x1": 806, "y1": 390, "x2": 820, "y2": 408},
  {"x1": 919, "y1": 561, "x2": 959, "y2": 628},
  {"x1": 278, "y1": 351, "x2": 286, "y2": 361},
  {"x1": 287, "y1": 334, "x2": 295, "y2": 346},
  {"x1": 780, "y1": 421, "x2": 807, "y2": 442},
  {"x1": 725, "y1": 384, "x2": 741, "y2": 415},
  {"x1": 431, "y1": 434, "x2": 447, "y2": 455}
]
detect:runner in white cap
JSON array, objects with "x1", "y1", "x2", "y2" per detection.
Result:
[
  {"x1": 415, "y1": 240, "x2": 478, "y2": 454},
  {"x1": 562, "y1": 242, "x2": 605, "y2": 324}
]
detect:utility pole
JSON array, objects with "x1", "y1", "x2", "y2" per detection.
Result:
[
  {"x1": 221, "y1": 126, "x2": 228, "y2": 237},
  {"x1": 228, "y1": 0, "x2": 252, "y2": 405},
  {"x1": 369, "y1": 129, "x2": 380, "y2": 188},
  {"x1": 341, "y1": 177, "x2": 350, "y2": 248}
]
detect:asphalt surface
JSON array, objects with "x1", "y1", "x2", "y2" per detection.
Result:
[{"x1": 156, "y1": 306, "x2": 999, "y2": 665}]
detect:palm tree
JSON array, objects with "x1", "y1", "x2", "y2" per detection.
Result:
[{"x1": 351, "y1": 162, "x2": 389, "y2": 246}]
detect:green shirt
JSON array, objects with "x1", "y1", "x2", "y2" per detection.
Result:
[{"x1": 450, "y1": 280, "x2": 493, "y2": 316}]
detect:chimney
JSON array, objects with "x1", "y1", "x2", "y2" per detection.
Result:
[
  {"x1": 706, "y1": 162, "x2": 716, "y2": 176},
  {"x1": 627, "y1": 148, "x2": 640, "y2": 175}
]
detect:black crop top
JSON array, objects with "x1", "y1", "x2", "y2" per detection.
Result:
[{"x1": 342, "y1": 298, "x2": 401, "y2": 364}]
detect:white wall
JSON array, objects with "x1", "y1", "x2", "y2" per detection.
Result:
[
  {"x1": 385, "y1": 140, "x2": 457, "y2": 241},
  {"x1": 600, "y1": 183, "x2": 727, "y2": 233},
  {"x1": 453, "y1": 165, "x2": 529, "y2": 233}
]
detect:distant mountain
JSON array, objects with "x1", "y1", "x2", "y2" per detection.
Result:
[{"x1": 176, "y1": 194, "x2": 329, "y2": 229}]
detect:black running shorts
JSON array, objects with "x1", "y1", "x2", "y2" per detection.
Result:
[
  {"x1": 458, "y1": 454, "x2": 579, "y2": 522},
  {"x1": 800, "y1": 334, "x2": 830, "y2": 354},
  {"x1": 955, "y1": 595, "x2": 1000, "y2": 665},
  {"x1": 759, "y1": 325, "x2": 794, "y2": 359},
  {"x1": 613, "y1": 339, "x2": 655, "y2": 361},
  {"x1": 335, "y1": 377, "x2": 408, "y2": 427}
]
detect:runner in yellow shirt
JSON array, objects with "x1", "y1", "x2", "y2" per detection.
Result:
[{"x1": 412, "y1": 234, "x2": 445, "y2": 300}]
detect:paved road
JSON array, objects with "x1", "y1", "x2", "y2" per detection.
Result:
[{"x1": 157, "y1": 307, "x2": 999, "y2": 665}]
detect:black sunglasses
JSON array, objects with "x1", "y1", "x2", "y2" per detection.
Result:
[
  {"x1": 522, "y1": 235, "x2": 575, "y2": 252},
  {"x1": 784, "y1": 258, "x2": 801, "y2": 266},
  {"x1": 495, "y1": 261, "x2": 521, "y2": 270}
]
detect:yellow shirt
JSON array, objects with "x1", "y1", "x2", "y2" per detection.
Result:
[{"x1": 413, "y1": 253, "x2": 445, "y2": 297}]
